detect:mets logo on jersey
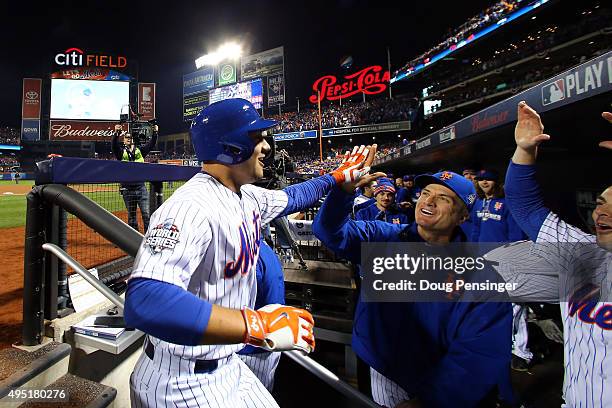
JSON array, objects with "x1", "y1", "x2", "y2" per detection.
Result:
[
  {"x1": 145, "y1": 220, "x2": 180, "y2": 254},
  {"x1": 224, "y1": 211, "x2": 261, "y2": 279},
  {"x1": 568, "y1": 283, "x2": 612, "y2": 330},
  {"x1": 494, "y1": 202, "x2": 503, "y2": 211}
]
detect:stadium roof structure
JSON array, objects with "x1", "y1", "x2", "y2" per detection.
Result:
[{"x1": 391, "y1": 0, "x2": 552, "y2": 84}]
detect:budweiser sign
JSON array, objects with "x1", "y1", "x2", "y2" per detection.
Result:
[
  {"x1": 470, "y1": 110, "x2": 509, "y2": 133},
  {"x1": 309, "y1": 65, "x2": 390, "y2": 103},
  {"x1": 50, "y1": 121, "x2": 128, "y2": 141}
]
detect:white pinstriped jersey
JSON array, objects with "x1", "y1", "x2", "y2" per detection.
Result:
[
  {"x1": 130, "y1": 172, "x2": 288, "y2": 361},
  {"x1": 486, "y1": 212, "x2": 611, "y2": 408}
]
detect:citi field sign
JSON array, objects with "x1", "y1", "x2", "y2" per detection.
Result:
[
  {"x1": 54, "y1": 47, "x2": 127, "y2": 68},
  {"x1": 309, "y1": 65, "x2": 390, "y2": 103}
]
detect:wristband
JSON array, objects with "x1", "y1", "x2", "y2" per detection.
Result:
[{"x1": 241, "y1": 307, "x2": 266, "y2": 346}]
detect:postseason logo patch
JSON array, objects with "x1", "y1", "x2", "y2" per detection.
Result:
[{"x1": 146, "y1": 220, "x2": 180, "y2": 254}]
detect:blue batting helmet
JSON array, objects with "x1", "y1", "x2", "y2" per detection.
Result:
[{"x1": 190, "y1": 98, "x2": 277, "y2": 164}]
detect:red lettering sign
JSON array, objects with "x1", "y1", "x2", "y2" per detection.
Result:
[
  {"x1": 49, "y1": 121, "x2": 128, "y2": 141},
  {"x1": 54, "y1": 48, "x2": 127, "y2": 69},
  {"x1": 309, "y1": 66, "x2": 390, "y2": 103},
  {"x1": 22, "y1": 78, "x2": 42, "y2": 119},
  {"x1": 470, "y1": 110, "x2": 509, "y2": 133}
]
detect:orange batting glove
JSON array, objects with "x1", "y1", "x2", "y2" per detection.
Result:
[
  {"x1": 242, "y1": 305, "x2": 315, "y2": 353},
  {"x1": 330, "y1": 144, "x2": 376, "y2": 184}
]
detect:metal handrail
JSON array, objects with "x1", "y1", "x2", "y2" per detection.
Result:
[
  {"x1": 284, "y1": 351, "x2": 380, "y2": 408},
  {"x1": 41, "y1": 243, "x2": 379, "y2": 408},
  {"x1": 42, "y1": 243, "x2": 124, "y2": 311}
]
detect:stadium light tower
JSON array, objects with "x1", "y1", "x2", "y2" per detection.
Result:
[{"x1": 195, "y1": 42, "x2": 243, "y2": 68}]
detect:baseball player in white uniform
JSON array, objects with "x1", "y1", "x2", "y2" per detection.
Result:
[
  {"x1": 485, "y1": 102, "x2": 611, "y2": 407},
  {"x1": 124, "y1": 98, "x2": 376, "y2": 408}
]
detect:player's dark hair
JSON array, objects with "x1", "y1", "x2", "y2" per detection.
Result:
[{"x1": 475, "y1": 180, "x2": 505, "y2": 199}]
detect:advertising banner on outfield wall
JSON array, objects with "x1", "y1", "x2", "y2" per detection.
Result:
[
  {"x1": 241, "y1": 46, "x2": 284, "y2": 81},
  {"x1": 267, "y1": 74, "x2": 285, "y2": 106},
  {"x1": 138, "y1": 83, "x2": 156, "y2": 121},
  {"x1": 22, "y1": 78, "x2": 42, "y2": 119},
  {"x1": 49, "y1": 121, "x2": 128, "y2": 141},
  {"x1": 183, "y1": 91, "x2": 209, "y2": 122},
  {"x1": 183, "y1": 68, "x2": 215, "y2": 96},
  {"x1": 274, "y1": 130, "x2": 318, "y2": 142},
  {"x1": 322, "y1": 121, "x2": 411, "y2": 137},
  {"x1": 21, "y1": 119, "x2": 41, "y2": 141}
]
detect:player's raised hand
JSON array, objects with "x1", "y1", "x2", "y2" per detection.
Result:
[
  {"x1": 515, "y1": 101, "x2": 550, "y2": 151},
  {"x1": 242, "y1": 305, "x2": 315, "y2": 353},
  {"x1": 600, "y1": 112, "x2": 612, "y2": 150},
  {"x1": 513, "y1": 101, "x2": 550, "y2": 165},
  {"x1": 330, "y1": 144, "x2": 376, "y2": 185}
]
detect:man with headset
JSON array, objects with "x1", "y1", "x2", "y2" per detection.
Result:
[{"x1": 112, "y1": 123, "x2": 158, "y2": 233}]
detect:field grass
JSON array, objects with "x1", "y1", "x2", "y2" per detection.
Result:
[
  {"x1": 0, "y1": 180, "x2": 34, "y2": 228},
  {"x1": 0, "y1": 182, "x2": 127, "y2": 228},
  {"x1": 0, "y1": 194, "x2": 28, "y2": 228},
  {"x1": 0, "y1": 181, "x2": 185, "y2": 229},
  {"x1": 0, "y1": 180, "x2": 35, "y2": 186}
]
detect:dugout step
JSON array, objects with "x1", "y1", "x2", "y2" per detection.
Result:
[
  {"x1": 0, "y1": 341, "x2": 71, "y2": 401},
  {"x1": 16, "y1": 373, "x2": 116, "y2": 408}
]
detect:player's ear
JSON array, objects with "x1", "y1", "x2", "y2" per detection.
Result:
[{"x1": 457, "y1": 204, "x2": 469, "y2": 224}]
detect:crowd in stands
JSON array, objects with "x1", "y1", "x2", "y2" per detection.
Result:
[
  {"x1": 424, "y1": 5, "x2": 610, "y2": 97},
  {"x1": 0, "y1": 127, "x2": 20, "y2": 146},
  {"x1": 0, "y1": 155, "x2": 20, "y2": 172},
  {"x1": 396, "y1": 0, "x2": 524, "y2": 77},
  {"x1": 287, "y1": 140, "x2": 405, "y2": 175},
  {"x1": 270, "y1": 98, "x2": 417, "y2": 133}
]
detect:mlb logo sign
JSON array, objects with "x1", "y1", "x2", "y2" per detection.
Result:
[{"x1": 541, "y1": 79, "x2": 565, "y2": 106}]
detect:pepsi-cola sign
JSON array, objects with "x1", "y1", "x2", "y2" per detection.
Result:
[{"x1": 309, "y1": 65, "x2": 390, "y2": 103}]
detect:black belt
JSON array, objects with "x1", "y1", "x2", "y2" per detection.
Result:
[{"x1": 145, "y1": 341, "x2": 219, "y2": 374}]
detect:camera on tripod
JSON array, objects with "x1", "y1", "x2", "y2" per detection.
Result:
[{"x1": 119, "y1": 105, "x2": 157, "y2": 146}]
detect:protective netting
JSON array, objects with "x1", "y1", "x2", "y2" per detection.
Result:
[{"x1": 62, "y1": 181, "x2": 186, "y2": 279}]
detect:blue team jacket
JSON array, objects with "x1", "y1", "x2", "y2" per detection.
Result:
[
  {"x1": 471, "y1": 197, "x2": 526, "y2": 243},
  {"x1": 396, "y1": 187, "x2": 421, "y2": 204},
  {"x1": 355, "y1": 203, "x2": 410, "y2": 224},
  {"x1": 313, "y1": 187, "x2": 513, "y2": 407}
]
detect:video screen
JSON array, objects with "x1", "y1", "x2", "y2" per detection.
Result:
[
  {"x1": 209, "y1": 79, "x2": 263, "y2": 109},
  {"x1": 424, "y1": 100, "x2": 442, "y2": 115},
  {"x1": 50, "y1": 79, "x2": 130, "y2": 120},
  {"x1": 422, "y1": 86, "x2": 433, "y2": 98}
]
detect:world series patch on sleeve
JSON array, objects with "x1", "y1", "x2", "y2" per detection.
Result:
[{"x1": 145, "y1": 220, "x2": 181, "y2": 253}]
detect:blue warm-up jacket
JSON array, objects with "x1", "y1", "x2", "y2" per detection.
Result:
[
  {"x1": 355, "y1": 203, "x2": 410, "y2": 224},
  {"x1": 312, "y1": 187, "x2": 513, "y2": 408},
  {"x1": 471, "y1": 197, "x2": 527, "y2": 243}
]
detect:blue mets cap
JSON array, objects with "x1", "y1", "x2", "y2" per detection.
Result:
[
  {"x1": 415, "y1": 171, "x2": 477, "y2": 211},
  {"x1": 474, "y1": 169, "x2": 499, "y2": 181},
  {"x1": 403, "y1": 174, "x2": 415, "y2": 182}
]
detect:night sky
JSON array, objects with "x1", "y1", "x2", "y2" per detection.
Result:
[{"x1": 1, "y1": 0, "x2": 492, "y2": 134}]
